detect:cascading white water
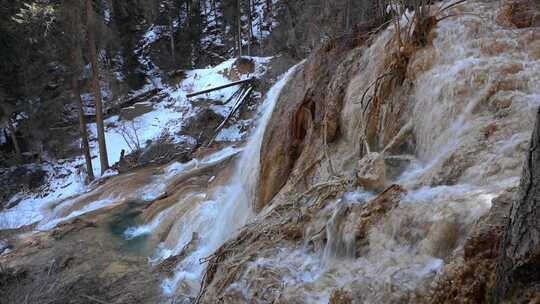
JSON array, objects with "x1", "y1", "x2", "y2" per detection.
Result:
[
  {"x1": 198, "y1": 1, "x2": 540, "y2": 302},
  {"x1": 159, "y1": 61, "x2": 304, "y2": 296},
  {"x1": 13, "y1": 1, "x2": 536, "y2": 302}
]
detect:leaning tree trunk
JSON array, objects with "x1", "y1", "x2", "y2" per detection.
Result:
[
  {"x1": 86, "y1": 0, "x2": 109, "y2": 174},
  {"x1": 73, "y1": 77, "x2": 95, "y2": 182},
  {"x1": 73, "y1": 47, "x2": 95, "y2": 182},
  {"x1": 494, "y1": 107, "x2": 540, "y2": 303},
  {"x1": 68, "y1": 0, "x2": 95, "y2": 182}
]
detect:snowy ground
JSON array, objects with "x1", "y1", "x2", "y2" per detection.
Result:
[{"x1": 0, "y1": 56, "x2": 271, "y2": 230}]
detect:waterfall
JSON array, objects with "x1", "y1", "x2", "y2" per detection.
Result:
[
  {"x1": 161, "y1": 61, "x2": 304, "y2": 296},
  {"x1": 207, "y1": 61, "x2": 303, "y2": 249},
  {"x1": 197, "y1": 2, "x2": 540, "y2": 302}
]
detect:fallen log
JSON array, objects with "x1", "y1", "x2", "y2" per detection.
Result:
[
  {"x1": 186, "y1": 78, "x2": 255, "y2": 98},
  {"x1": 83, "y1": 88, "x2": 162, "y2": 122},
  {"x1": 216, "y1": 86, "x2": 253, "y2": 131},
  {"x1": 207, "y1": 85, "x2": 253, "y2": 147},
  {"x1": 215, "y1": 84, "x2": 246, "y2": 106}
]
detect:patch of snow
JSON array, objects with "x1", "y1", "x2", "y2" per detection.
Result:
[
  {"x1": 1, "y1": 55, "x2": 270, "y2": 233},
  {"x1": 104, "y1": 8, "x2": 111, "y2": 23},
  {"x1": 215, "y1": 124, "x2": 245, "y2": 142},
  {"x1": 0, "y1": 164, "x2": 88, "y2": 229},
  {"x1": 37, "y1": 197, "x2": 116, "y2": 231}
]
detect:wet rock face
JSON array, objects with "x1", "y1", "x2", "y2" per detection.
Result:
[
  {"x1": 356, "y1": 152, "x2": 386, "y2": 191},
  {"x1": 428, "y1": 189, "x2": 515, "y2": 303},
  {"x1": 255, "y1": 66, "x2": 307, "y2": 212},
  {"x1": 353, "y1": 185, "x2": 406, "y2": 249},
  {"x1": 256, "y1": 42, "x2": 364, "y2": 212},
  {"x1": 196, "y1": 183, "x2": 406, "y2": 303},
  {"x1": 156, "y1": 232, "x2": 199, "y2": 276},
  {"x1": 324, "y1": 184, "x2": 406, "y2": 259},
  {"x1": 200, "y1": 1, "x2": 540, "y2": 301},
  {"x1": 495, "y1": 108, "x2": 540, "y2": 303},
  {"x1": 465, "y1": 191, "x2": 515, "y2": 261},
  {"x1": 329, "y1": 288, "x2": 354, "y2": 304},
  {"x1": 498, "y1": 0, "x2": 540, "y2": 28}
]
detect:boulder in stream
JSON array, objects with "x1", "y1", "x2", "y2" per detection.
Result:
[{"x1": 356, "y1": 152, "x2": 386, "y2": 191}]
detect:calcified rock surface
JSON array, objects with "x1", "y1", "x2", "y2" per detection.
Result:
[
  {"x1": 2, "y1": 1, "x2": 540, "y2": 303},
  {"x1": 197, "y1": 1, "x2": 540, "y2": 303}
]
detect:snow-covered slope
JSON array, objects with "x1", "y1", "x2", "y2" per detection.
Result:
[{"x1": 0, "y1": 56, "x2": 271, "y2": 230}]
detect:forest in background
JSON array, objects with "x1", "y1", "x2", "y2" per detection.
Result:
[
  {"x1": 1, "y1": 0, "x2": 540, "y2": 303},
  {"x1": 0, "y1": 0, "x2": 384, "y2": 168}
]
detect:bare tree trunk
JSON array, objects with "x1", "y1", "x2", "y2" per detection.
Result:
[
  {"x1": 247, "y1": 0, "x2": 253, "y2": 56},
  {"x1": 494, "y1": 108, "x2": 540, "y2": 303},
  {"x1": 7, "y1": 120, "x2": 22, "y2": 162},
  {"x1": 73, "y1": 48, "x2": 95, "y2": 182},
  {"x1": 73, "y1": 77, "x2": 95, "y2": 182},
  {"x1": 266, "y1": 0, "x2": 272, "y2": 14},
  {"x1": 345, "y1": 0, "x2": 351, "y2": 32},
  {"x1": 284, "y1": 2, "x2": 298, "y2": 57},
  {"x1": 169, "y1": 16, "x2": 176, "y2": 63},
  {"x1": 67, "y1": 0, "x2": 95, "y2": 181},
  {"x1": 211, "y1": 0, "x2": 216, "y2": 16},
  {"x1": 237, "y1": 0, "x2": 243, "y2": 58},
  {"x1": 201, "y1": 0, "x2": 206, "y2": 15},
  {"x1": 86, "y1": 0, "x2": 109, "y2": 174}
]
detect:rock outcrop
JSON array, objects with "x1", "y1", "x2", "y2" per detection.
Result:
[
  {"x1": 197, "y1": 183, "x2": 406, "y2": 303},
  {"x1": 256, "y1": 42, "x2": 365, "y2": 212},
  {"x1": 494, "y1": 108, "x2": 540, "y2": 303},
  {"x1": 428, "y1": 189, "x2": 515, "y2": 303},
  {"x1": 356, "y1": 152, "x2": 386, "y2": 191}
]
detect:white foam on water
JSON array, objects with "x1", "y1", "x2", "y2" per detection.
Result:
[{"x1": 204, "y1": 1, "x2": 540, "y2": 301}]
